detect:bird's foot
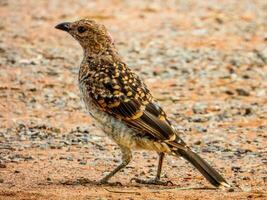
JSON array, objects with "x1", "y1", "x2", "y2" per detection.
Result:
[
  {"x1": 96, "y1": 178, "x2": 122, "y2": 186},
  {"x1": 130, "y1": 178, "x2": 173, "y2": 186}
]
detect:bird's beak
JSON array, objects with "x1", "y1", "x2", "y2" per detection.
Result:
[{"x1": 55, "y1": 22, "x2": 71, "y2": 32}]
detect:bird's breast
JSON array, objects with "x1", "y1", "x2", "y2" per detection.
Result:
[{"x1": 78, "y1": 82, "x2": 138, "y2": 147}]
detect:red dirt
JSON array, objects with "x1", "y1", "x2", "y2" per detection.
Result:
[{"x1": 0, "y1": 0, "x2": 266, "y2": 199}]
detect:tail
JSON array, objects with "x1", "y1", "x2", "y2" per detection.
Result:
[{"x1": 176, "y1": 149, "x2": 230, "y2": 188}]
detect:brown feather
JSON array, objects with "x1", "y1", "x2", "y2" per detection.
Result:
[{"x1": 84, "y1": 59, "x2": 183, "y2": 144}]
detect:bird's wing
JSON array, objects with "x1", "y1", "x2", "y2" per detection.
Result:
[{"x1": 88, "y1": 61, "x2": 186, "y2": 148}]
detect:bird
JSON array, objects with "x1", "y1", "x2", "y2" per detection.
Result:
[{"x1": 55, "y1": 19, "x2": 230, "y2": 188}]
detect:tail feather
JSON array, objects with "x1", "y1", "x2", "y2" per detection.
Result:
[{"x1": 177, "y1": 149, "x2": 230, "y2": 188}]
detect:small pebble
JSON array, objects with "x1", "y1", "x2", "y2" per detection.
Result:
[
  {"x1": 0, "y1": 163, "x2": 6, "y2": 168},
  {"x1": 79, "y1": 160, "x2": 87, "y2": 165},
  {"x1": 236, "y1": 89, "x2": 250, "y2": 96}
]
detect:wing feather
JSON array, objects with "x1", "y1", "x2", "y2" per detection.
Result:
[{"x1": 88, "y1": 61, "x2": 181, "y2": 144}]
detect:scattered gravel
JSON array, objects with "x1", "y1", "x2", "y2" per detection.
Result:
[{"x1": 0, "y1": 0, "x2": 266, "y2": 199}]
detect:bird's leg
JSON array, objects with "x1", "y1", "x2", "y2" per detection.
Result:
[
  {"x1": 98, "y1": 146, "x2": 132, "y2": 185},
  {"x1": 131, "y1": 153, "x2": 173, "y2": 185}
]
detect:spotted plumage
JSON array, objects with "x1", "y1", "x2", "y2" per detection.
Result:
[{"x1": 55, "y1": 19, "x2": 230, "y2": 188}]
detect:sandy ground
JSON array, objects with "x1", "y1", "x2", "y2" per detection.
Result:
[{"x1": 0, "y1": 0, "x2": 267, "y2": 199}]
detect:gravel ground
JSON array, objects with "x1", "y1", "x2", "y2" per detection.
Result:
[{"x1": 0, "y1": 0, "x2": 267, "y2": 199}]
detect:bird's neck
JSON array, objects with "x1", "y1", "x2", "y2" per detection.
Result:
[
  {"x1": 83, "y1": 43, "x2": 120, "y2": 60},
  {"x1": 79, "y1": 44, "x2": 121, "y2": 82}
]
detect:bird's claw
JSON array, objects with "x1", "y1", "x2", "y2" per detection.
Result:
[
  {"x1": 96, "y1": 179, "x2": 122, "y2": 186},
  {"x1": 130, "y1": 178, "x2": 173, "y2": 186}
]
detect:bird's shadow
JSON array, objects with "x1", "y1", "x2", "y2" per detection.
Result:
[
  {"x1": 58, "y1": 177, "x2": 122, "y2": 187},
  {"x1": 55, "y1": 177, "x2": 217, "y2": 191}
]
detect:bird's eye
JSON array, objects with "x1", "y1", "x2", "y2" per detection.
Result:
[{"x1": 77, "y1": 26, "x2": 86, "y2": 33}]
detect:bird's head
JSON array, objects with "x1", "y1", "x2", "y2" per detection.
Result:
[{"x1": 55, "y1": 19, "x2": 114, "y2": 55}]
